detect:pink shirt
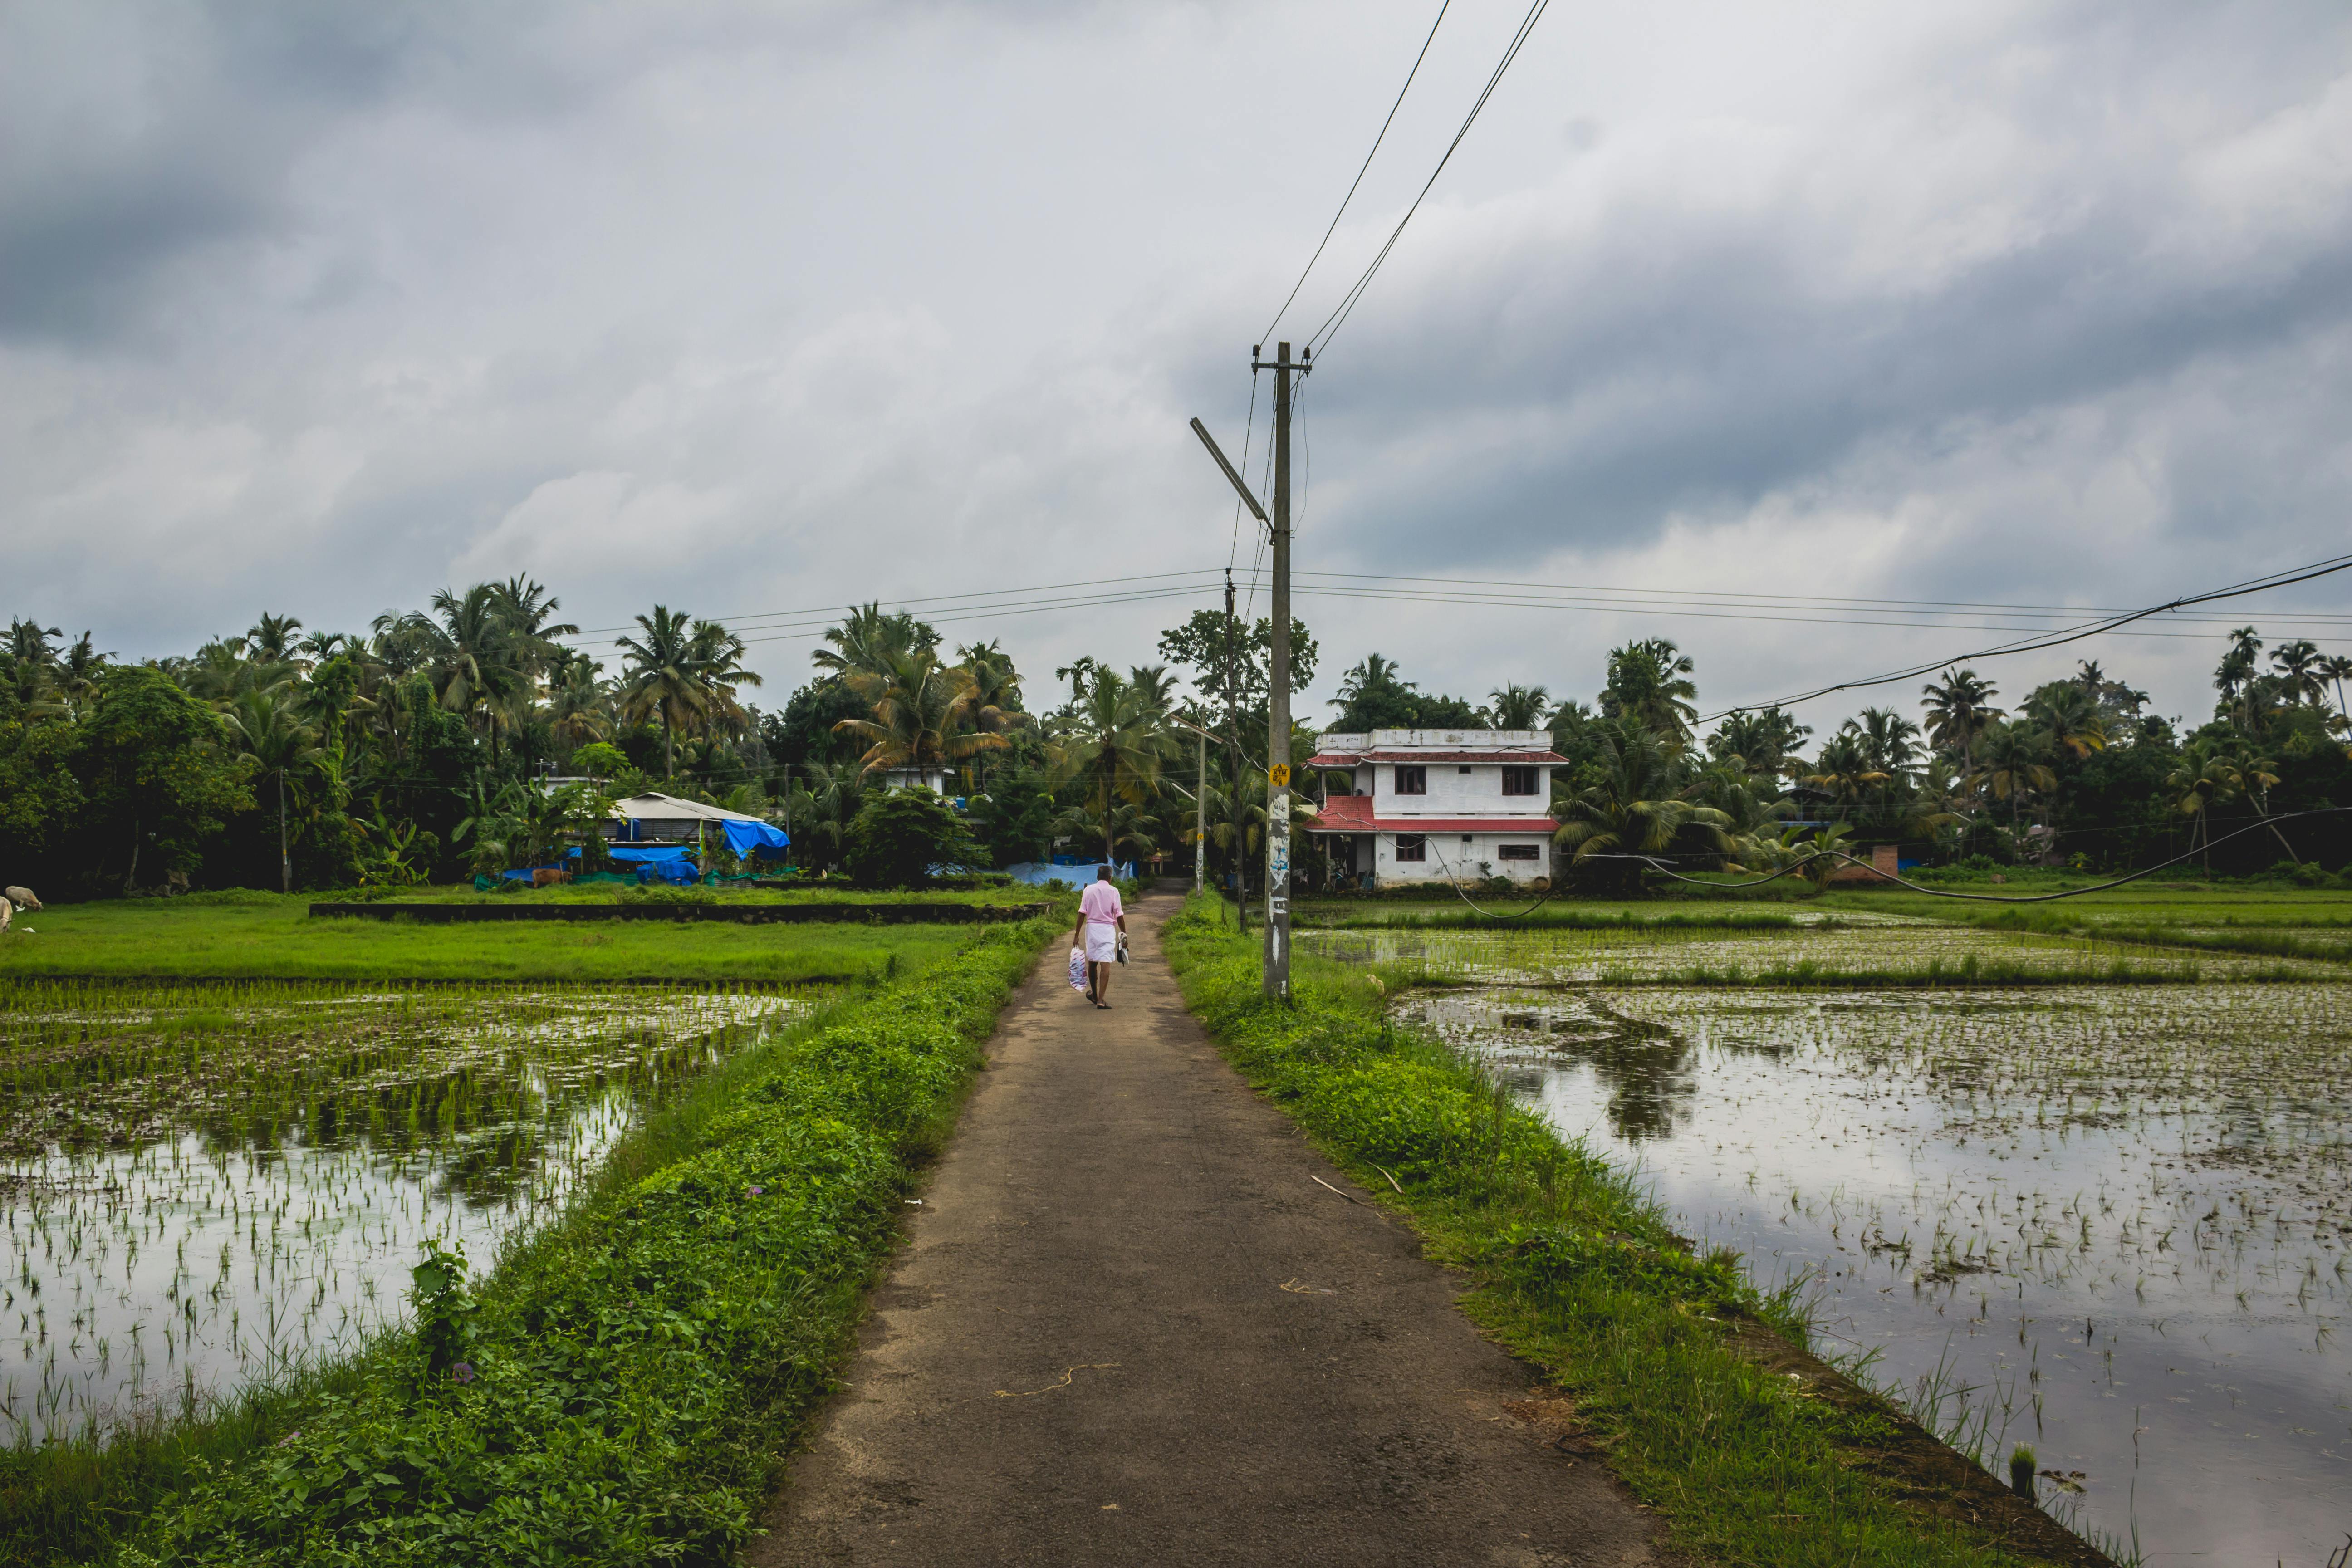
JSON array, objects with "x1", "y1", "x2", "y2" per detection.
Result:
[{"x1": 1078, "y1": 882, "x2": 1123, "y2": 925}]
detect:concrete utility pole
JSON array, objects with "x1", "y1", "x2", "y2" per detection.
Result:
[
  {"x1": 1224, "y1": 569, "x2": 1246, "y2": 936},
  {"x1": 1258, "y1": 341, "x2": 1299, "y2": 1001},
  {"x1": 1194, "y1": 725, "x2": 1207, "y2": 893}
]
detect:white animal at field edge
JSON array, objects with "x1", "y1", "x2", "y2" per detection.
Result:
[{"x1": 2, "y1": 886, "x2": 39, "y2": 911}]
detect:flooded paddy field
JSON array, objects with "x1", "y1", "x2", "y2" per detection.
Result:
[
  {"x1": 1298, "y1": 918, "x2": 2341, "y2": 985},
  {"x1": 1398, "y1": 979, "x2": 2352, "y2": 1561},
  {"x1": 0, "y1": 980, "x2": 809, "y2": 1442}
]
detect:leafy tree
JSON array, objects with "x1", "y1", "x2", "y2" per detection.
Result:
[
  {"x1": 964, "y1": 763, "x2": 1057, "y2": 867},
  {"x1": 1157, "y1": 609, "x2": 1317, "y2": 735},
  {"x1": 843, "y1": 788, "x2": 981, "y2": 887},
  {"x1": 78, "y1": 666, "x2": 253, "y2": 891}
]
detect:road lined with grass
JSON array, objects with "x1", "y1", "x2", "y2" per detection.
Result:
[{"x1": 1166, "y1": 893, "x2": 2109, "y2": 1568}]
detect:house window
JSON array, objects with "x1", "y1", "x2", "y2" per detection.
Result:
[
  {"x1": 1498, "y1": 843, "x2": 1541, "y2": 862},
  {"x1": 1393, "y1": 834, "x2": 1427, "y2": 862},
  {"x1": 1501, "y1": 765, "x2": 1539, "y2": 796},
  {"x1": 1457, "y1": 765, "x2": 1471, "y2": 774},
  {"x1": 1394, "y1": 765, "x2": 1426, "y2": 795}
]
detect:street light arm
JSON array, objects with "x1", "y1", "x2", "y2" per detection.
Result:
[{"x1": 1190, "y1": 418, "x2": 1269, "y2": 524}]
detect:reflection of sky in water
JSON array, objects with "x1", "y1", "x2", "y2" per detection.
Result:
[
  {"x1": 1401, "y1": 987, "x2": 2352, "y2": 1564},
  {"x1": 1, "y1": 991, "x2": 794, "y2": 1442}
]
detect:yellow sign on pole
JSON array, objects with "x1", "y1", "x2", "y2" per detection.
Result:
[{"x1": 1268, "y1": 763, "x2": 1291, "y2": 788}]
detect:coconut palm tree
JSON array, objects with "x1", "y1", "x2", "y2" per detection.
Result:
[
  {"x1": 1485, "y1": 682, "x2": 1551, "y2": 730},
  {"x1": 687, "y1": 618, "x2": 762, "y2": 738},
  {"x1": 616, "y1": 606, "x2": 713, "y2": 779},
  {"x1": 245, "y1": 613, "x2": 306, "y2": 668},
  {"x1": 2320, "y1": 655, "x2": 2352, "y2": 720},
  {"x1": 836, "y1": 645, "x2": 1009, "y2": 782},
  {"x1": 1553, "y1": 721, "x2": 1735, "y2": 887},
  {"x1": 56, "y1": 632, "x2": 111, "y2": 720},
  {"x1": 1799, "y1": 733, "x2": 1891, "y2": 814},
  {"x1": 815, "y1": 602, "x2": 937, "y2": 682},
  {"x1": 1707, "y1": 706, "x2": 1812, "y2": 779},
  {"x1": 782, "y1": 759, "x2": 868, "y2": 872},
  {"x1": 225, "y1": 687, "x2": 325, "y2": 894},
  {"x1": 1921, "y1": 669, "x2": 2003, "y2": 773},
  {"x1": 2166, "y1": 738, "x2": 2241, "y2": 871},
  {"x1": 2270, "y1": 639, "x2": 2328, "y2": 707},
  {"x1": 545, "y1": 651, "x2": 612, "y2": 747},
  {"x1": 2024, "y1": 683, "x2": 2108, "y2": 759},
  {"x1": 407, "y1": 586, "x2": 529, "y2": 750},
  {"x1": 1965, "y1": 720, "x2": 2057, "y2": 833},
  {"x1": 491, "y1": 576, "x2": 580, "y2": 681},
  {"x1": 1046, "y1": 670, "x2": 1176, "y2": 866},
  {"x1": 1601, "y1": 639, "x2": 1699, "y2": 745}
]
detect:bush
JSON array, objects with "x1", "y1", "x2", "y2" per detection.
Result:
[{"x1": 843, "y1": 789, "x2": 982, "y2": 889}]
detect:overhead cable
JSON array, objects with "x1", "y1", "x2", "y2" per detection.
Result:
[
  {"x1": 1701, "y1": 550, "x2": 2352, "y2": 720},
  {"x1": 1308, "y1": 0, "x2": 1551, "y2": 358},
  {"x1": 1260, "y1": 0, "x2": 1451, "y2": 347}
]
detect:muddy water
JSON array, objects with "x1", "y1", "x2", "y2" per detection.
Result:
[
  {"x1": 1400, "y1": 985, "x2": 2352, "y2": 1563},
  {"x1": 0, "y1": 987, "x2": 805, "y2": 1441}
]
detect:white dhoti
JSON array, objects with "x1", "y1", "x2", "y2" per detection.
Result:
[{"x1": 1083, "y1": 922, "x2": 1119, "y2": 962}]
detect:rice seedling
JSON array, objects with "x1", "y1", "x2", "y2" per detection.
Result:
[
  {"x1": 1298, "y1": 919, "x2": 2346, "y2": 986},
  {"x1": 0, "y1": 979, "x2": 813, "y2": 1445},
  {"x1": 1401, "y1": 978, "x2": 2352, "y2": 1562}
]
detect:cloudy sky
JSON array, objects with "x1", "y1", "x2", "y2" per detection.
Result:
[{"x1": 5, "y1": 0, "x2": 2349, "y2": 732}]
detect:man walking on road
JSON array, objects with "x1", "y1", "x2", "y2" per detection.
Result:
[{"x1": 1073, "y1": 867, "x2": 1126, "y2": 1009}]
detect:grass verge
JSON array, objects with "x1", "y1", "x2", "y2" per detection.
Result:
[
  {"x1": 0, "y1": 912, "x2": 1056, "y2": 1567},
  {"x1": 1161, "y1": 892, "x2": 2113, "y2": 1568},
  {"x1": 0, "y1": 896, "x2": 1005, "y2": 983}
]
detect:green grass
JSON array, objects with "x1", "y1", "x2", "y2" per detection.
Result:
[
  {"x1": 2, "y1": 914, "x2": 1058, "y2": 1568},
  {"x1": 1164, "y1": 893, "x2": 2104, "y2": 1568},
  {"x1": 1292, "y1": 901, "x2": 1801, "y2": 932},
  {"x1": 0, "y1": 894, "x2": 1074, "y2": 983}
]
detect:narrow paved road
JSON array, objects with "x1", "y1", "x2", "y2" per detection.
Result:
[{"x1": 754, "y1": 889, "x2": 1662, "y2": 1567}]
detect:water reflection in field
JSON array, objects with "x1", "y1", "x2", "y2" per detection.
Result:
[
  {"x1": 1401, "y1": 984, "x2": 2352, "y2": 1562},
  {"x1": 0, "y1": 984, "x2": 807, "y2": 1441}
]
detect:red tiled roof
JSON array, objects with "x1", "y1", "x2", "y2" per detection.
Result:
[
  {"x1": 1303, "y1": 795, "x2": 1556, "y2": 835},
  {"x1": 1306, "y1": 750, "x2": 1565, "y2": 765}
]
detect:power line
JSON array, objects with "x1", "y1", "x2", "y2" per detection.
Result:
[
  {"x1": 1282, "y1": 583, "x2": 2352, "y2": 640},
  {"x1": 1260, "y1": 0, "x2": 1451, "y2": 347},
  {"x1": 562, "y1": 570, "x2": 1225, "y2": 638},
  {"x1": 1703, "y1": 549, "x2": 2352, "y2": 720},
  {"x1": 1309, "y1": 0, "x2": 1551, "y2": 358}
]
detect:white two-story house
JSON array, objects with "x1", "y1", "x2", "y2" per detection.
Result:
[{"x1": 1303, "y1": 729, "x2": 1563, "y2": 885}]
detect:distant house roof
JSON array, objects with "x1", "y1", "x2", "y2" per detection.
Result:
[
  {"x1": 1302, "y1": 795, "x2": 1558, "y2": 835},
  {"x1": 1307, "y1": 750, "x2": 1565, "y2": 766},
  {"x1": 607, "y1": 792, "x2": 770, "y2": 825}
]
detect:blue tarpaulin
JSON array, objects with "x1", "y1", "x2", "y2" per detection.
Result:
[
  {"x1": 606, "y1": 844, "x2": 701, "y2": 885},
  {"x1": 1001, "y1": 860, "x2": 1134, "y2": 887},
  {"x1": 720, "y1": 819, "x2": 791, "y2": 859}
]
